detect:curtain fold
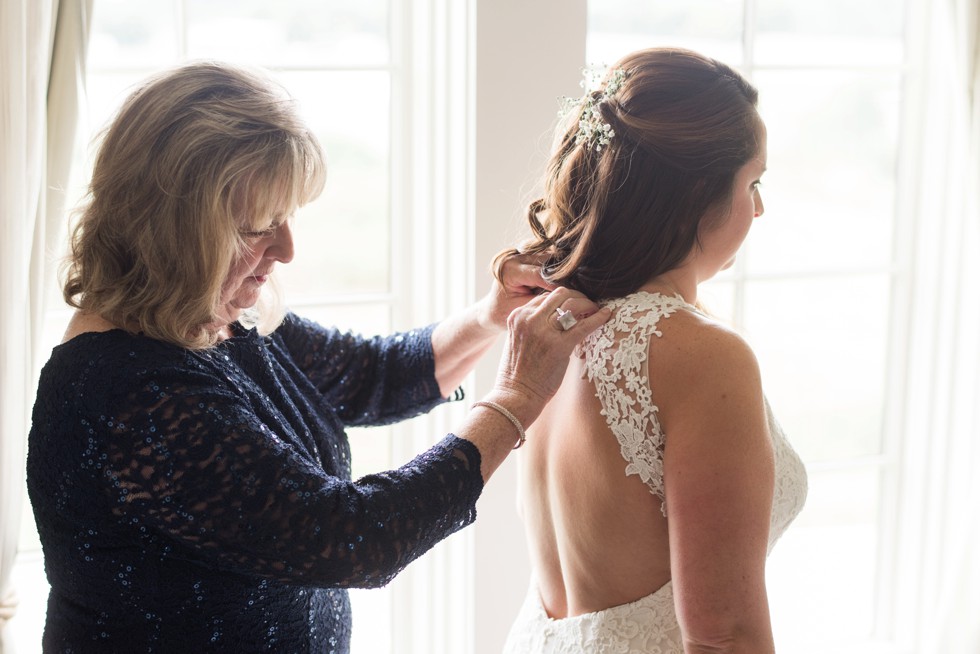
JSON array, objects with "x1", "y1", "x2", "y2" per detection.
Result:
[
  {"x1": 36, "y1": 0, "x2": 92, "y2": 367},
  {"x1": 923, "y1": 0, "x2": 980, "y2": 651},
  {"x1": 0, "y1": 2, "x2": 57, "y2": 648},
  {"x1": 0, "y1": 1, "x2": 91, "y2": 651}
]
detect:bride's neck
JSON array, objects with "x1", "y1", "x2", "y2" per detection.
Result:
[{"x1": 639, "y1": 270, "x2": 698, "y2": 305}]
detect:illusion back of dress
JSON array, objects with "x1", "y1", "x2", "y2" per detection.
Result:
[{"x1": 505, "y1": 291, "x2": 808, "y2": 654}]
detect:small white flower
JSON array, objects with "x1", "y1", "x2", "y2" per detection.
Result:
[{"x1": 558, "y1": 65, "x2": 628, "y2": 153}]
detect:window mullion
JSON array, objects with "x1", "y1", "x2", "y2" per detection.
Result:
[{"x1": 387, "y1": 1, "x2": 475, "y2": 653}]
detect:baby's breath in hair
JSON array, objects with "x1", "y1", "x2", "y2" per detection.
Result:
[{"x1": 559, "y1": 65, "x2": 628, "y2": 152}]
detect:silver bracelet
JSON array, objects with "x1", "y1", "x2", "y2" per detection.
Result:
[{"x1": 473, "y1": 400, "x2": 527, "y2": 449}]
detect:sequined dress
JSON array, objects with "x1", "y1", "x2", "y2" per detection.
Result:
[
  {"x1": 27, "y1": 313, "x2": 483, "y2": 653},
  {"x1": 503, "y1": 291, "x2": 808, "y2": 653}
]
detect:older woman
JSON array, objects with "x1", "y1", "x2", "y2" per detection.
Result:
[{"x1": 26, "y1": 61, "x2": 609, "y2": 653}]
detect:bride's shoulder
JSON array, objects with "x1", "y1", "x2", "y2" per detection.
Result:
[
  {"x1": 598, "y1": 290, "x2": 760, "y2": 380},
  {"x1": 649, "y1": 308, "x2": 761, "y2": 390}
]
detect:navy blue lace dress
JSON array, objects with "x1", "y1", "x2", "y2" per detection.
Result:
[{"x1": 27, "y1": 313, "x2": 483, "y2": 653}]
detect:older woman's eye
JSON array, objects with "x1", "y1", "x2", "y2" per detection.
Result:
[{"x1": 241, "y1": 225, "x2": 277, "y2": 238}]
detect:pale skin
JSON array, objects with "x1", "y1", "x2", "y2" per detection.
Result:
[
  {"x1": 65, "y1": 211, "x2": 612, "y2": 486},
  {"x1": 519, "y1": 124, "x2": 774, "y2": 652}
]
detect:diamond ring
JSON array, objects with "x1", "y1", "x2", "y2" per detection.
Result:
[{"x1": 555, "y1": 307, "x2": 577, "y2": 331}]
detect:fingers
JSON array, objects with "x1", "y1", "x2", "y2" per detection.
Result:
[
  {"x1": 564, "y1": 303, "x2": 613, "y2": 336},
  {"x1": 539, "y1": 288, "x2": 602, "y2": 317},
  {"x1": 555, "y1": 295, "x2": 603, "y2": 320},
  {"x1": 550, "y1": 292, "x2": 610, "y2": 334},
  {"x1": 512, "y1": 286, "x2": 611, "y2": 336},
  {"x1": 500, "y1": 257, "x2": 556, "y2": 294},
  {"x1": 492, "y1": 286, "x2": 612, "y2": 413}
]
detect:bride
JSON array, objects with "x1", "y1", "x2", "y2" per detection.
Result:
[{"x1": 499, "y1": 47, "x2": 808, "y2": 653}]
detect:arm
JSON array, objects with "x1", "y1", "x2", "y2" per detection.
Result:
[
  {"x1": 429, "y1": 254, "x2": 558, "y2": 396},
  {"x1": 275, "y1": 255, "x2": 568, "y2": 423},
  {"x1": 100, "y1": 368, "x2": 483, "y2": 589},
  {"x1": 658, "y1": 326, "x2": 776, "y2": 654},
  {"x1": 275, "y1": 316, "x2": 448, "y2": 426}
]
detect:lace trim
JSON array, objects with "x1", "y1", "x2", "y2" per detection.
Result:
[
  {"x1": 502, "y1": 580, "x2": 682, "y2": 654},
  {"x1": 580, "y1": 292, "x2": 694, "y2": 515}
]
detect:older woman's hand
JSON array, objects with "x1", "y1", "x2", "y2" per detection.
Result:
[
  {"x1": 431, "y1": 259, "x2": 606, "y2": 401},
  {"x1": 458, "y1": 287, "x2": 611, "y2": 481},
  {"x1": 480, "y1": 254, "x2": 556, "y2": 330},
  {"x1": 490, "y1": 287, "x2": 611, "y2": 414}
]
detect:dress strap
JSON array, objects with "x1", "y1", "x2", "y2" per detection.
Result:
[{"x1": 580, "y1": 292, "x2": 692, "y2": 514}]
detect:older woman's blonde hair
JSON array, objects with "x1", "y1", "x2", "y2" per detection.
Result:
[{"x1": 63, "y1": 61, "x2": 326, "y2": 349}]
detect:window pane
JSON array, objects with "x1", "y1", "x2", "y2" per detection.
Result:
[
  {"x1": 85, "y1": 72, "x2": 155, "y2": 128},
  {"x1": 747, "y1": 71, "x2": 900, "y2": 275},
  {"x1": 743, "y1": 275, "x2": 890, "y2": 461},
  {"x1": 755, "y1": 0, "x2": 906, "y2": 66},
  {"x1": 277, "y1": 71, "x2": 391, "y2": 299},
  {"x1": 587, "y1": 0, "x2": 744, "y2": 66},
  {"x1": 89, "y1": 0, "x2": 179, "y2": 69},
  {"x1": 185, "y1": 0, "x2": 389, "y2": 67},
  {"x1": 350, "y1": 589, "x2": 391, "y2": 653},
  {"x1": 698, "y1": 279, "x2": 737, "y2": 320},
  {"x1": 294, "y1": 303, "x2": 390, "y2": 337},
  {"x1": 9, "y1": 553, "x2": 49, "y2": 651},
  {"x1": 768, "y1": 466, "x2": 880, "y2": 650}
]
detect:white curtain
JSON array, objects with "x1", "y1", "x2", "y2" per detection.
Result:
[
  {"x1": 930, "y1": 0, "x2": 980, "y2": 647},
  {"x1": 913, "y1": 0, "x2": 980, "y2": 651},
  {"x1": 0, "y1": 1, "x2": 91, "y2": 651}
]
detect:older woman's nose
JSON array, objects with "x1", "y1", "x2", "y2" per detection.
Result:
[{"x1": 269, "y1": 221, "x2": 295, "y2": 263}]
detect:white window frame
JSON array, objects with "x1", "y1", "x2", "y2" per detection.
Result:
[{"x1": 389, "y1": 1, "x2": 592, "y2": 651}]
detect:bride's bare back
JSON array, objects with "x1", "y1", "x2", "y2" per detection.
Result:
[{"x1": 519, "y1": 349, "x2": 672, "y2": 618}]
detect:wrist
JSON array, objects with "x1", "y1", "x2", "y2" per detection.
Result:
[
  {"x1": 481, "y1": 386, "x2": 544, "y2": 434},
  {"x1": 472, "y1": 400, "x2": 527, "y2": 448},
  {"x1": 474, "y1": 294, "x2": 505, "y2": 333}
]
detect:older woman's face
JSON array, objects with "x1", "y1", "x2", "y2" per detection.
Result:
[{"x1": 215, "y1": 217, "x2": 295, "y2": 327}]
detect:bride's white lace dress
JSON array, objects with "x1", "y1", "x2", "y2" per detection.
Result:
[{"x1": 503, "y1": 291, "x2": 809, "y2": 654}]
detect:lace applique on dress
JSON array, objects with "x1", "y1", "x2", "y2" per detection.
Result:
[{"x1": 579, "y1": 291, "x2": 693, "y2": 514}]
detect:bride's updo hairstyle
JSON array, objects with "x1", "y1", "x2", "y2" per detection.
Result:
[{"x1": 495, "y1": 47, "x2": 761, "y2": 300}]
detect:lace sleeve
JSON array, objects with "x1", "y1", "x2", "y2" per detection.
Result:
[
  {"x1": 273, "y1": 313, "x2": 446, "y2": 426},
  {"x1": 100, "y1": 367, "x2": 483, "y2": 588}
]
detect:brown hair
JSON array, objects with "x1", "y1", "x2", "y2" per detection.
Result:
[
  {"x1": 495, "y1": 47, "x2": 761, "y2": 299},
  {"x1": 63, "y1": 61, "x2": 326, "y2": 349}
]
